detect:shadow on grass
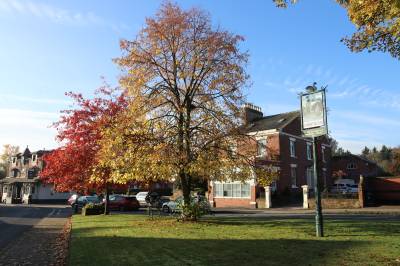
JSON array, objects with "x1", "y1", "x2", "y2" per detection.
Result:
[
  {"x1": 69, "y1": 236, "x2": 367, "y2": 266},
  {"x1": 200, "y1": 217, "x2": 400, "y2": 237}
]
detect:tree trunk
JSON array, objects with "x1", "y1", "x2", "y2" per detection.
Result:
[
  {"x1": 104, "y1": 184, "x2": 110, "y2": 215},
  {"x1": 180, "y1": 172, "x2": 191, "y2": 205}
]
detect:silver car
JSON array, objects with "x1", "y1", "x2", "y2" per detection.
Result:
[{"x1": 162, "y1": 195, "x2": 211, "y2": 214}]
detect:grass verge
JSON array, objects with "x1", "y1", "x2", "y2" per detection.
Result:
[{"x1": 69, "y1": 214, "x2": 400, "y2": 266}]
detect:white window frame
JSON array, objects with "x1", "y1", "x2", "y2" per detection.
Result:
[
  {"x1": 290, "y1": 164, "x2": 297, "y2": 188},
  {"x1": 32, "y1": 154, "x2": 37, "y2": 162},
  {"x1": 306, "y1": 142, "x2": 312, "y2": 160},
  {"x1": 290, "y1": 138, "x2": 296, "y2": 158},
  {"x1": 214, "y1": 182, "x2": 251, "y2": 199}
]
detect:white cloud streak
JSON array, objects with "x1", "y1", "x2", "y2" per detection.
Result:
[
  {"x1": 0, "y1": 94, "x2": 72, "y2": 105},
  {"x1": 0, "y1": 0, "x2": 129, "y2": 32}
]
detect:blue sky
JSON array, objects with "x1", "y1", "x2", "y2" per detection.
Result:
[{"x1": 0, "y1": 0, "x2": 399, "y2": 153}]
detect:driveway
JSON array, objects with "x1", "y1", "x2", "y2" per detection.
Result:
[{"x1": 0, "y1": 204, "x2": 71, "y2": 265}]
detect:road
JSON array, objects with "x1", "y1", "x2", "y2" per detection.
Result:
[{"x1": 0, "y1": 204, "x2": 71, "y2": 250}]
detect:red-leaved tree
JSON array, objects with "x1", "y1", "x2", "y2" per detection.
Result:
[{"x1": 40, "y1": 86, "x2": 128, "y2": 213}]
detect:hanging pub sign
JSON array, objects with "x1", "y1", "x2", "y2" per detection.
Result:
[{"x1": 300, "y1": 89, "x2": 328, "y2": 137}]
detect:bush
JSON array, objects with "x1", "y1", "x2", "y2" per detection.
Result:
[
  {"x1": 178, "y1": 198, "x2": 211, "y2": 221},
  {"x1": 82, "y1": 203, "x2": 105, "y2": 216}
]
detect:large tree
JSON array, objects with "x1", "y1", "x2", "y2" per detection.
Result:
[
  {"x1": 274, "y1": 0, "x2": 400, "y2": 59},
  {"x1": 97, "y1": 3, "x2": 266, "y2": 218}
]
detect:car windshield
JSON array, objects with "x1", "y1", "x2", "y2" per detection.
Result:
[{"x1": 86, "y1": 196, "x2": 100, "y2": 202}]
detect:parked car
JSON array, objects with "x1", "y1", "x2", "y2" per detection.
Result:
[
  {"x1": 331, "y1": 183, "x2": 349, "y2": 193},
  {"x1": 162, "y1": 195, "x2": 211, "y2": 214},
  {"x1": 346, "y1": 184, "x2": 359, "y2": 193},
  {"x1": 72, "y1": 195, "x2": 102, "y2": 213},
  {"x1": 108, "y1": 195, "x2": 140, "y2": 211},
  {"x1": 135, "y1": 192, "x2": 148, "y2": 206},
  {"x1": 68, "y1": 194, "x2": 79, "y2": 206}
]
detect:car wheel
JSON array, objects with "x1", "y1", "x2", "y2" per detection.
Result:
[{"x1": 162, "y1": 205, "x2": 170, "y2": 213}]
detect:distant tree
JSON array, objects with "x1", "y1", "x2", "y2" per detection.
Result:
[
  {"x1": 380, "y1": 145, "x2": 392, "y2": 161},
  {"x1": 274, "y1": 0, "x2": 400, "y2": 59},
  {"x1": 0, "y1": 145, "x2": 20, "y2": 178},
  {"x1": 328, "y1": 137, "x2": 339, "y2": 155},
  {"x1": 361, "y1": 146, "x2": 370, "y2": 157},
  {"x1": 390, "y1": 148, "x2": 400, "y2": 176}
]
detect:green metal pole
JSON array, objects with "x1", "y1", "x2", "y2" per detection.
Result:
[{"x1": 313, "y1": 136, "x2": 324, "y2": 237}]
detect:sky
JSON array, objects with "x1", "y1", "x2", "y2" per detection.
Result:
[{"x1": 0, "y1": 0, "x2": 399, "y2": 154}]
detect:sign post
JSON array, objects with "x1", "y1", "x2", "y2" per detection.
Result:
[{"x1": 300, "y1": 85, "x2": 328, "y2": 237}]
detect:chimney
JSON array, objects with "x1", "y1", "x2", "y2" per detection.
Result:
[{"x1": 243, "y1": 103, "x2": 263, "y2": 124}]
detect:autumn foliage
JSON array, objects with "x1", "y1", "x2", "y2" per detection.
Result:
[{"x1": 40, "y1": 87, "x2": 128, "y2": 193}]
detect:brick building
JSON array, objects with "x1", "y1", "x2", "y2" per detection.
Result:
[
  {"x1": 0, "y1": 147, "x2": 71, "y2": 204},
  {"x1": 332, "y1": 154, "x2": 380, "y2": 183},
  {"x1": 208, "y1": 104, "x2": 332, "y2": 208}
]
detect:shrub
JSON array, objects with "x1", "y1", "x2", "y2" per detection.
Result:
[
  {"x1": 82, "y1": 203, "x2": 105, "y2": 216},
  {"x1": 178, "y1": 198, "x2": 211, "y2": 221}
]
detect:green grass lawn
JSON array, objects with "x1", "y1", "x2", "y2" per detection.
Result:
[{"x1": 69, "y1": 214, "x2": 400, "y2": 266}]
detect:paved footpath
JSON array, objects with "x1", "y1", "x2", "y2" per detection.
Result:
[{"x1": 0, "y1": 204, "x2": 71, "y2": 266}]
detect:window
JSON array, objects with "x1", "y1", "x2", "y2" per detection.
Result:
[
  {"x1": 271, "y1": 181, "x2": 277, "y2": 192},
  {"x1": 215, "y1": 183, "x2": 223, "y2": 197},
  {"x1": 214, "y1": 183, "x2": 251, "y2": 198},
  {"x1": 12, "y1": 157, "x2": 16, "y2": 164},
  {"x1": 347, "y1": 163, "x2": 357, "y2": 170},
  {"x1": 32, "y1": 154, "x2": 37, "y2": 162},
  {"x1": 306, "y1": 143, "x2": 312, "y2": 160},
  {"x1": 290, "y1": 139, "x2": 296, "y2": 158},
  {"x1": 291, "y1": 165, "x2": 297, "y2": 187},
  {"x1": 322, "y1": 146, "x2": 326, "y2": 162},
  {"x1": 306, "y1": 167, "x2": 314, "y2": 188},
  {"x1": 241, "y1": 183, "x2": 250, "y2": 197},
  {"x1": 257, "y1": 139, "x2": 267, "y2": 157},
  {"x1": 223, "y1": 184, "x2": 232, "y2": 197},
  {"x1": 233, "y1": 184, "x2": 241, "y2": 197}
]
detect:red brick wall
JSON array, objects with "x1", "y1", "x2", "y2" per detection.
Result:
[{"x1": 213, "y1": 198, "x2": 252, "y2": 208}]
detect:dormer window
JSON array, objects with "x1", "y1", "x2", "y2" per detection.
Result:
[{"x1": 347, "y1": 163, "x2": 357, "y2": 170}]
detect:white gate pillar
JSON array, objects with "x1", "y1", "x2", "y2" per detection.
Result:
[
  {"x1": 264, "y1": 186, "x2": 272, "y2": 208},
  {"x1": 302, "y1": 185, "x2": 309, "y2": 209}
]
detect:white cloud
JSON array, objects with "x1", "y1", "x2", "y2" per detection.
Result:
[
  {"x1": 0, "y1": 0, "x2": 128, "y2": 32},
  {"x1": 0, "y1": 94, "x2": 71, "y2": 105}
]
